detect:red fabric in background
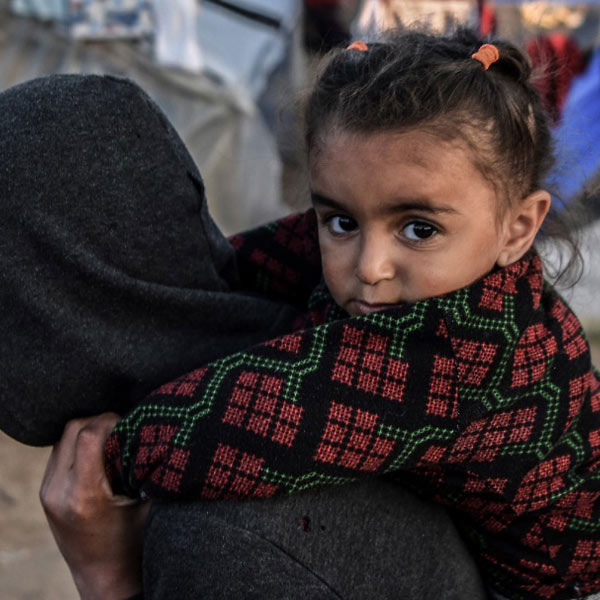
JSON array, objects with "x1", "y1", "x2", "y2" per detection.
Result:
[
  {"x1": 479, "y1": 0, "x2": 496, "y2": 37},
  {"x1": 527, "y1": 33, "x2": 585, "y2": 125}
]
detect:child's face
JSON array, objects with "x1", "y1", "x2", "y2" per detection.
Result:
[{"x1": 310, "y1": 129, "x2": 520, "y2": 316}]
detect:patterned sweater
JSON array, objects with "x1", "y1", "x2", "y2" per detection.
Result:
[{"x1": 106, "y1": 211, "x2": 600, "y2": 600}]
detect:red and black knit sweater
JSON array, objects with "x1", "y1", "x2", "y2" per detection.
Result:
[{"x1": 106, "y1": 211, "x2": 600, "y2": 600}]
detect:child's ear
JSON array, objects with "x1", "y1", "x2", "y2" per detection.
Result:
[{"x1": 496, "y1": 189, "x2": 551, "y2": 267}]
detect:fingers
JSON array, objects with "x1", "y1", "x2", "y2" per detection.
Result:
[
  {"x1": 37, "y1": 413, "x2": 146, "y2": 600},
  {"x1": 72, "y1": 413, "x2": 120, "y2": 486},
  {"x1": 39, "y1": 443, "x2": 58, "y2": 501},
  {"x1": 40, "y1": 413, "x2": 122, "y2": 514},
  {"x1": 40, "y1": 417, "x2": 91, "y2": 506}
]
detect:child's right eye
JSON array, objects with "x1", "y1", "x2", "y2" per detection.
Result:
[
  {"x1": 327, "y1": 215, "x2": 358, "y2": 235},
  {"x1": 402, "y1": 220, "x2": 439, "y2": 242}
]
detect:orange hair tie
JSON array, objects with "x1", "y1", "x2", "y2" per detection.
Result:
[
  {"x1": 471, "y1": 43, "x2": 500, "y2": 70},
  {"x1": 347, "y1": 40, "x2": 368, "y2": 52}
]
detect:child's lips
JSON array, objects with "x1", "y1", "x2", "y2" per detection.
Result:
[{"x1": 350, "y1": 300, "x2": 403, "y2": 315}]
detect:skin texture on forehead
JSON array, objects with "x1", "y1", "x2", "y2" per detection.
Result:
[
  {"x1": 310, "y1": 125, "x2": 440, "y2": 169},
  {"x1": 309, "y1": 128, "x2": 547, "y2": 317},
  {"x1": 311, "y1": 119, "x2": 518, "y2": 217}
]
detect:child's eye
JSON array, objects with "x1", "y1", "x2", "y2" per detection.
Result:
[
  {"x1": 403, "y1": 221, "x2": 438, "y2": 241},
  {"x1": 327, "y1": 215, "x2": 358, "y2": 235}
]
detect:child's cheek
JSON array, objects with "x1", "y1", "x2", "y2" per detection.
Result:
[{"x1": 320, "y1": 242, "x2": 351, "y2": 307}]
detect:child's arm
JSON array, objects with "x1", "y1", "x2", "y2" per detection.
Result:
[
  {"x1": 105, "y1": 296, "x2": 499, "y2": 501},
  {"x1": 228, "y1": 210, "x2": 322, "y2": 308},
  {"x1": 106, "y1": 252, "x2": 590, "y2": 519}
]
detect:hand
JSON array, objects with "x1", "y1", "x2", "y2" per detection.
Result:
[{"x1": 40, "y1": 413, "x2": 149, "y2": 600}]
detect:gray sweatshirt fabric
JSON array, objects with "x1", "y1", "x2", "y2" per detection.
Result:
[
  {"x1": 0, "y1": 74, "x2": 298, "y2": 446},
  {"x1": 144, "y1": 480, "x2": 486, "y2": 600}
]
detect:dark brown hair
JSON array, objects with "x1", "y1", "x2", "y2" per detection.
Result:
[{"x1": 304, "y1": 27, "x2": 581, "y2": 284}]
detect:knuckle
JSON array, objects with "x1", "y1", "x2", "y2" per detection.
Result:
[
  {"x1": 40, "y1": 491, "x2": 60, "y2": 517},
  {"x1": 56, "y1": 492, "x2": 94, "y2": 522},
  {"x1": 39, "y1": 481, "x2": 50, "y2": 503},
  {"x1": 63, "y1": 418, "x2": 88, "y2": 436},
  {"x1": 39, "y1": 485, "x2": 78, "y2": 518},
  {"x1": 39, "y1": 488, "x2": 51, "y2": 510},
  {"x1": 76, "y1": 424, "x2": 101, "y2": 448},
  {"x1": 80, "y1": 413, "x2": 120, "y2": 438},
  {"x1": 97, "y1": 412, "x2": 121, "y2": 431},
  {"x1": 65, "y1": 496, "x2": 90, "y2": 519}
]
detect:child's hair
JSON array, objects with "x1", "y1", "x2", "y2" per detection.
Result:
[{"x1": 304, "y1": 27, "x2": 582, "y2": 284}]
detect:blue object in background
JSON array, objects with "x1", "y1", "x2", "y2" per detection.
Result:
[
  {"x1": 10, "y1": 0, "x2": 66, "y2": 20},
  {"x1": 10, "y1": 0, "x2": 154, "y2": 39},
  {"x1": 547, "y1": 48, "x2": 600, "y2": 210},
  {"x1": 68, "y1": 0, "x2": 153, "y2": 39}
]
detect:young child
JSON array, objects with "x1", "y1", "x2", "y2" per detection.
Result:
[{"x1": 105, "y1": 29, "x2": 600, "y2": 600}]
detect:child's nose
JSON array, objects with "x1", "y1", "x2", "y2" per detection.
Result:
[{"x1": 355, "y1": 235, "x2": 396, "y2": 285}]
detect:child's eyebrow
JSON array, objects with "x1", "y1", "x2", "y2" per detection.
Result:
[
  {"x1": 382, "y1": 200, "x2": 458, "y2": 216},
  {"x1": 310, "y1": 192, "x2": 344, "y2": 209},
  {"x1": 310, "y1": 191, "x2": 458, "y2": 215}
]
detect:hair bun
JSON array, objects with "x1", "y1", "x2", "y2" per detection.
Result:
[{"x1": 488, "y1": 42, "x2": 532, "y2": 83}]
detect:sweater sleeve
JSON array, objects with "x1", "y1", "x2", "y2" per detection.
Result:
[
  {"x1": 105, "y1": 251, "x2": 600, "y2": 600},
  {"x1": 106, "y1": 296, "x2": 472, "y2": 500},
  {"x1": 106, "y1": 254, "x2": 566, "y2": 508},
  {"x1": 227, "y1": 210, "x2": 322, "y2": 308}
]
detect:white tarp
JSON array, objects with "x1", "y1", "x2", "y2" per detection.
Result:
[
  {"x1": 352, "y1": 0, "x2": 479, "y2": 39},
  {"x1": 0, "y1": 4, "x2": 304, "y2": 235},
  {"x1": 552, "y1": 222, "x2": 600, "y2": 329}
]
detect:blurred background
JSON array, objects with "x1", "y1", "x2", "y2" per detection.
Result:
[{"x1": 0, "y1": 1, "x2": 599, "y2": 598}]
